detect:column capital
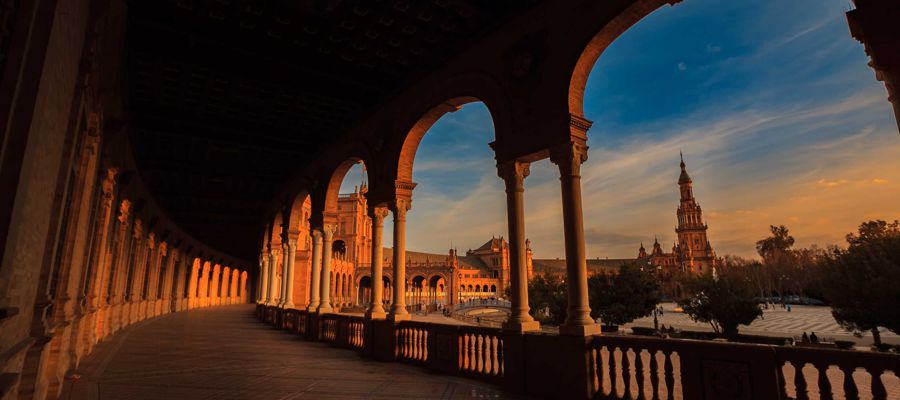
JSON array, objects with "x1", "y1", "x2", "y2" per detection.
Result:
[
  {"x1": 497, "y1": 160, "x2": 531, "y2": 192},
  {"x1": 132, "y1": 218, "x2": 143, "y2": 239},
  {"x1": 117, "y1": 199, "x2": 131, "y2": 224},
  {"x1": 158, "y1": 241, "x2": 168, "y2": 257},
  {"x1": 549, "y1": 140, "x2": 589, "y2": 177},
  {"x1": 323, "y1": 223, "x2": 337, "y2": 239},
  {"x1": 389, "y1": 198, "x2": 412, "y2": 220},
  {"x1": 367, "y1": 205, "x2": 389, "y2": 222},
  {"x1": 101, "y1": 168, "x2": 118, "y2": 198},
  {"x1": 147, "y1": 232, "x2": 156, "y2": 249},
  {"x1": 311, "y1": 229, "x2": 323, "y2": 241}
]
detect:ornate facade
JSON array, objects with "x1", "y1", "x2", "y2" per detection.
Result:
[{"x1": 636, "y1": 155, "x2": 717, "y2": 275}]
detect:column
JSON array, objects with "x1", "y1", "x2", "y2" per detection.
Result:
[
  {"x1": 258, "y1": 253, "x2": 269, "y2": 304},
  {"x1": 366, "y1": 206, "x2": 388, "y2": 319},
  {"x1": 307, "y1": 230, "x2": 322, "y2": 311},
  {"x1": 283, "y1": 237, "x2": 297, "y2": 308},
  {"x1": 550, "y1": 141, "x2": 600, "y2": 336},
  {"x1": 498, "y1": 160, "x2": 540, "y2": 331},
  {"x1": 278, "y1": 238, "x2": 289, "y2": 307},
  {"x1": 265, "y1": 247, "x2": 277, "y2": 305},
  {"x1": 317, "y1": 224, "x2": 336, "y2": 313},
  {"x1": 388, "y1": 198, "x2": 411, "y2": 321},
  {"x1": 187, "y1": 259, "x2": 199, "y2": 309}
]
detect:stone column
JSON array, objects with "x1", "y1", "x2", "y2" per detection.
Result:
[
  {"x1": 317, "y1": 224, "x2": 336, "y2": 313},
  {"x1": 550, "y1": 141, "x2": 600, "y2": 336},
  {"x1": 187, "y1": 259, "x2": 199, "y2": 309},
  {"x1": 265, "y1": 248, "x2": 277, "y2": 305},
  {"x1": 388, "y1": 198, "x2": 411, "y2": 321},
  {"x1": 283, "y1": 237, "x2": 297, "y2": 308},
  {"x1": 498, "y1": 160, "x2": 540, "y2": 332},
  {"x1": 367, "y1": 207, "x2": 388, "y2": 319},
  {"x1": 279, "y1": 238, "x2": 290, "y2": 307},
  {"x1": 257, "y1": 253, "x2": 268, "y2": 303},
  {"x1": 307, "y1": 230, "x2": 323, "y2": 311}
]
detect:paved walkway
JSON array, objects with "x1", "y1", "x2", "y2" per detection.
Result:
[{"x1": 61, "y1": 305, "x2": 522, "y2": 400}]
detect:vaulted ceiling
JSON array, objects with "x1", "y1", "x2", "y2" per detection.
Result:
[{"x1": 124, "y1": 0, "x2": 536, "y2": 260}]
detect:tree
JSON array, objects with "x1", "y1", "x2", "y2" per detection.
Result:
[
  {"x1": 588, "y1": 264, "x2": 660, "y2": 327},
  {"x1": 820, "y1": 220, "x2": 900, "y2": 346},
  {"x1": 527, "y1": 272, "x2": 568, "y2": 325},
  {"x1": 677, "y1": 272, "x2": 762, "y2": 337},
  {"x1": 756, "y1": 225, "x2": 795, "y2": 261}
]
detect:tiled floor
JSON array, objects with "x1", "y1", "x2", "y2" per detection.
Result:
[{"x1": 62, "y1": 305, "x2": 523, "y2": 400}]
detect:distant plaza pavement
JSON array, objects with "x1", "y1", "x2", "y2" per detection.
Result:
[{"x1": 627, "y1": 303, "x2": 899, "y2": 346}]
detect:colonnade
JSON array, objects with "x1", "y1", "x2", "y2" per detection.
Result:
[{"x1": 258, "y1": 138, "x2": 598, "y2": 335}]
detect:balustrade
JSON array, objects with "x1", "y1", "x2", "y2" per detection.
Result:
[
  {"x1": 776, "y1": 345, "x2": 898, "y2": 400},
  {"x1": 255, "y1": 308, "x2": 899, "y2": 399}
]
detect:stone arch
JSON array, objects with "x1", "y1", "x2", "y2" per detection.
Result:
[
  {"x1": 318, "y1": 158, "x2": 370, "y2": 221},
  {"x1": 283, "y1": 190, "x2": 311, "y2": 234},
  {"x1": 332, "y1": 240, "x2": 347, "y2": 259},
  {"x1": 357, "y1": 275, "x2": 372, "y2": 306},
  {"x1": 269, "y1": 212, "x2": 283, "y2": 249},
  {"x1": 393, "y1": 95, "x2": 501, "y2": 184},
  {"x1": 567, "y1": 0, "x2": 678, "y2": 118}
]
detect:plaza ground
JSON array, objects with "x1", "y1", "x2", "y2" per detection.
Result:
[{"x1": 627, "y1": 303, "x2": 900, "y2": 347}]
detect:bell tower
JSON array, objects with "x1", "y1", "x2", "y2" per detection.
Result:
[{"x1": 675, "y1": 154, "x2": 715, "y2": 273}]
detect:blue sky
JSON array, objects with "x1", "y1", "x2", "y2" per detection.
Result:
[{"x1": 341, "y1": 0, "x2": 900, "y2": 259}]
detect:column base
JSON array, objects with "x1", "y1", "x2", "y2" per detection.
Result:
[
  {"x1": 387, "y1": 313, "x2": 411, "y2": 322},
  {"x1": 283, "y1": 303, "x2": 295, "y2": 309},
  {"x1": 502, "y1": 320, "x2": 541, "y2": 333},
  {"x1": 365, "y1": 311, "x2": 387, "y2": 320},
  {"x1": 316, "y1": 306, "x2": 333, "y2": 314},
  {"x1": 559, "y1": 323, "x2": 601, "y2": 336}
]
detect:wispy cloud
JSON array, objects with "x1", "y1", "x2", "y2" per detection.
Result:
[{"x1": 345, "y1": 0, "x2": 900, "y2": 261}]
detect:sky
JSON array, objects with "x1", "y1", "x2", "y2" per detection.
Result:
[{"x1": 340, "y1": 0, "x2": 900, "y2": 259}]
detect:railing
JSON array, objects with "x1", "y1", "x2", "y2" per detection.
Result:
[
  {"x1": 458, "y1": 326, "x2": 504, "y2": 381},
  {"x1": 255, "y1": 304, "x2": 899, "y2": 399},
  {"x1": 453, "y1": 299, "x2": 511, "y2": 311},
  {"x1": 775, "y1": 345, "x2": 898, "y2": 399},
  {"x1": 321, "y1": 315, "x2": 337, "y2": 342},
  {"x1": 589, "y1": 335, "x2": 683, "y2": 399},
  {"x1": 348, "y1": 317, "x2": 365, "y2": 349},
  {"x1": 397, "y1": 322, "x2": 429, "y2": 363},
  {"x1": 297, "y1": 311, "x2": 307, "y2": 336}
]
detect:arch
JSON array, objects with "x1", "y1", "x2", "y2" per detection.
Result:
[
  {"x1": 358, "y1": 275, "x2": 372, "y2": 306},
  {"x1": 321, "y1": 158, "x2": 368, "y2": 217},
  {"x1": 332, "y1": 240, "x2": 347, "y2": 259},
  {"x1": 284, "y1": 191, "x2": 311, "y2": 234},
  {"x1": 490, "y1": 285, "x2": 497, "y2": 293},
  {"x1": 567, "y1": 0, "x2": 676, "y2": 118},
  {"x1": 395, "y1": 96, "x2": 499, "y2": 184},
  {"x1": 268, "y1": 212, "x2": 283, "y2": 259},
  {"x1": 427, "y1": 274, "x2": 445, "y2": 288},
  {"x1": 482, "y1": 284, "x2": 489, "y2": 293}
]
